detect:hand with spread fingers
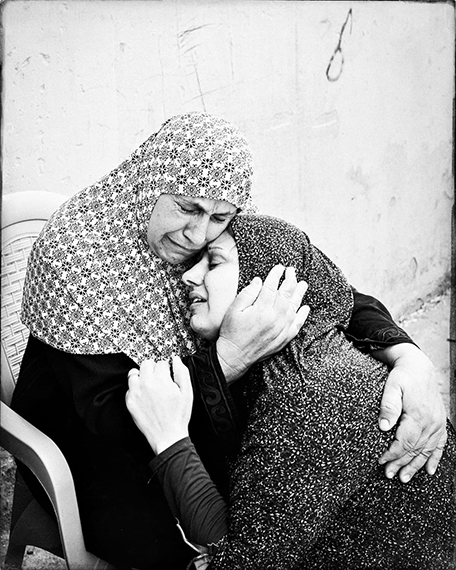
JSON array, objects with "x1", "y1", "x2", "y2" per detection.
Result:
[
  {"x1": 373, "y1": 343, "x2": 447, "y2": 482},
  {"x1": 216, "y1": 265, "x2": 310, "y2": 384}
]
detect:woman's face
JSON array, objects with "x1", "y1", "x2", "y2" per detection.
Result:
[
  {"x1": 147, "y1": 194, "x2": 237, "y2": 264},
  {"x1": 182, "y1": 229, "x2": 239, "y2": 341}
]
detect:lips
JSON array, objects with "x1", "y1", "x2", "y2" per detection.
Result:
[{"x1": 189, "y1": 291, "x2": 207, "y2": 305}]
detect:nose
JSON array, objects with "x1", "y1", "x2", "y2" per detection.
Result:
[
  {"x1": 182, "y1": 254, "x2": 208, "y2": 287},
  {"x1": 183, "y1": 216, "x2": 210, "y2": 248}
]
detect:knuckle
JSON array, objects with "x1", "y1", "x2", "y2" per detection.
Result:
[
  {"x1": 380, "y1": 402, "x2": 402, "y2": 416},
  {"x1": 399, "y1": 440, "x2": 421, "y2": 456}
]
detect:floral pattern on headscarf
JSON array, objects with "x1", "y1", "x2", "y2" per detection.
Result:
[{"x1": 21, "y1": 112, "x2": 254, "y2": 363}]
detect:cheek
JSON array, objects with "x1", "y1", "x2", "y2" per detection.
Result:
[
  {"x1": 146, "y1": 224, "x2": 160, "y2": 253},
  {"x1": 149, "y1": 204, "x2": 185, "y2": 237},
  {"x1": 209, "y1": 270, "x2": 238, "y2": 317}
]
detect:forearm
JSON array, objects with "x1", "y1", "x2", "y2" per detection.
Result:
[
  {"x1": 347, "y1": 289, "x2": 415, "y2": 350},
  {"x1": 185, "y1": 344, "x2": 244, "y2": 456},
  {"x1": 150, "y1": 437, "x2": 228, "y2": 546}
]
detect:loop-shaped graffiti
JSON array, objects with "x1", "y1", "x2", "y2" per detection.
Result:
[{"x1": 326, "y1": 8, "x2": 353, "y2": 82}]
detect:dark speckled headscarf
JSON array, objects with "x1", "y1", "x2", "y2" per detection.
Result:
[
  {"x1": 22, "y1": 112, "x2": 255, "y2": 363},
  {"x1": 231, "y1": 214, "x2": 353, "y2": 349}
]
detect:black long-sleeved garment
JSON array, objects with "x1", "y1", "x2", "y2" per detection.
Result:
[{"x1": 11, "y1": 290, "x2": 414, "y2": 569}]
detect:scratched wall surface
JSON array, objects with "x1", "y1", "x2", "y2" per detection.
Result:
[{"x1": 2, "y1": 0, "x2": 454, "y2": 316}]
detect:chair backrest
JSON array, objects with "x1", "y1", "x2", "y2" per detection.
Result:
[
  {"x1": 1, "y1": 191, "x2": 115, "y2": 569},
  {"x1": 1, "y1": 191, "x2": 68, "y2": 405}
]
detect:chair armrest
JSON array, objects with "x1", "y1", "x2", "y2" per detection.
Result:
[{"x1": 0, "y1": 401, "x2": 115, "y2": 570}]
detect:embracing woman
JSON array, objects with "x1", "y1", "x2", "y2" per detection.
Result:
[{"x1": 127, "y1": 214, "x2": 456, "y2": 569}]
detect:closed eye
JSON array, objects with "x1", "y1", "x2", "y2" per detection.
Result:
[
  {"x1": 208, "y1": 252, "x2": 227, "y2": 269},
  {"x1": 178, "y1": 203, "x2": 197, "y2": 215},
  {"x1": 212, "y1": 212, "x2": 236, "y2": 224}
]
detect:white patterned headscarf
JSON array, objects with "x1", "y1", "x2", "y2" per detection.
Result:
[{"x1": 22, "y1": 112, "x2": 255, "y2": 363}]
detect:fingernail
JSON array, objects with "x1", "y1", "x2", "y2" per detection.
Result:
[
  {"x1": 401, "y1": 473, "x2": 411, "y2": 483},
  {"x1": 379, "y1": 419, "x2": 390, "y2": 431},
  {"x1": 386, "y1": 471, "x2": 394, "y2": 479}
]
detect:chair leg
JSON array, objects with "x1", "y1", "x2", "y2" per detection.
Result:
[
  {"x1": 3, "y1": 470, "x2": 31, "y2": 570},
  {"x1": 3, "y1": 543, "x2": 26, "y2": 570},
  {"x1": 4, "y1": 468, "x2": 63, "y2": 569}
]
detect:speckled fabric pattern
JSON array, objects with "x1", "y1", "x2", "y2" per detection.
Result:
[
  {"x1": 232, "y1": 214, "x2": 354, "y2": 349},
  {"x1": 21, "y1": 112, "x2": 254, "y2": 363},
  {"x1": 210, "y1": 215, "x2": 456, "y2": 569}
]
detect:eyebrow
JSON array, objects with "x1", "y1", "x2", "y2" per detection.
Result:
[
  {"x1": 177, "y1": 196, "x2": 236, "y2": 217},
  {"x1": 207, "y1": 242, "x2": 238, "y2": 256}
]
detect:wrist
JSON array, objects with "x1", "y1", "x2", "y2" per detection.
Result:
[
  {"x1": 216, "y1": 336, "x2": 250, "y2": 384},
  {"x1": 150, "y1": 431, "x2": 190, "y2": 456},
  {"x1": 372, "y1": 342, "x2": 424, "y2": 368}
]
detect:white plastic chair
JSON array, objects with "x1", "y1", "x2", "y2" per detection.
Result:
[{"x1": 1, "y1": 191, "x2": 115, "y2": 570}]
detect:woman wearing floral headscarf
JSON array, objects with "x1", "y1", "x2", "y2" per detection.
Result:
[
  {"x1": 127, "y1": 215, "x2": 455, "y2": 569},
  {"x1": 12, "y1": 113, "x2": 446, "y2": 568},
  {"x1": 11, "y1": 112, "x2": 310, "y2": 568}
]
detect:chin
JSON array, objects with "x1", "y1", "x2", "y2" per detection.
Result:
[
  {"x1": 163, "y1": 252, "x2": 187, "y2": 265},
  {"x1": 190, "y1": 319, "x2": 218, "y2": 342}
]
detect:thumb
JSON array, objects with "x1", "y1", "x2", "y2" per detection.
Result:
[
  {"x1": 228, "y1": 277, "x2": 262, "y2": 312},
  {"x1": 379, "y1": 372, "x2": 403, "y2": 431},
  {"x1": 172, "y1": 357, "x2": 193, "y2": 399}
]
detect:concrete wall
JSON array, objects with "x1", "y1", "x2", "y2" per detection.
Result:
[{"x1": 2, "y1": 0, "x2": 454, "y2": 317}]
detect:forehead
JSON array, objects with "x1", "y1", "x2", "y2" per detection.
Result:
[
  {"x1": 208, "y1": 229, "x2": 237, "y2": 253},
  {"x1": 174, "y1": 194, "x2": 237, "y2": 215}
]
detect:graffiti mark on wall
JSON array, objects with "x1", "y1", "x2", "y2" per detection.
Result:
[{"x1": 326, "y1": 9, "x2": 353, "y2": 82}]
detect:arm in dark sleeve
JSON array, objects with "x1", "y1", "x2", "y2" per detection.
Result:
[
  {"x1": 150, "y1": 437, "x2": 228, "y2": 546},
  {"x1": 184, "y1": 343, "x2": 245, "y2": 498},
  {"x1": 185, "y1": 343, "x2": 244, "y2": 456},
  {"x1": 346, "y1": 288, "x2": 416, "y2": 351}
]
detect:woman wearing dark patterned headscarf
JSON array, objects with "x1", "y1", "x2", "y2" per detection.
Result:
[{"x1": 128, "y1": 214, "x2": 456, "y2": 569}]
